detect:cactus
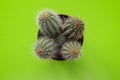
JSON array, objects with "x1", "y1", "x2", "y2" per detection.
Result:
[
  {"x1": 61, "y1": 41, "x2": 82, "y2": 60},
  {"x1": 62, "y1": 18, "x2": 84, "y2": 40},
  {"x1": 35, "y1": 9, "x2": 84, "y2": 61},
  {"x1": 37, "y1": 10, "x2": 62, "y2": 37},
  {"x1": 35, "y1": 37, "x2": 56, "y2": 59}
]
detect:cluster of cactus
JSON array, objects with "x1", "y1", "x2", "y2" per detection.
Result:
[{"x1": 35, "y1": 10, "x2": 84, "y2": 60}]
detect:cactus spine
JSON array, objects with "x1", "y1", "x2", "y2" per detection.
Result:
[
  {"x1": 37, "y1": 10, "x2": 62, "y2": 37},
  {"x1": 62, "y1": 18, "x2": 84, "y2": 40},
  {"x1": 35, "y1": 37, "x2": 56, "y2": 58},
  {"x1": 61, "y1": 41, "x2": 82, "y2": 59}
]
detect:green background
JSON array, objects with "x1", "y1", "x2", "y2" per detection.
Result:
[{"x1": 0, "y1": 0, "x2": 120, "y2": 80}]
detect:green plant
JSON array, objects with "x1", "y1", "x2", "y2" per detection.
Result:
[
  {"x1": 61, "y1": 41, "x2": 82, "y2": 60},
  {"x1": 35, "y1": 10, "x2": 84, "y2": 60},
  {"x1": 35, "y1": 37, "x2": 56, "y2": 59},
  {"x1": 37, "y1": 10, "x2": 62, "y2": 38},
  {"x1": 62, "y1": 18, "x2": 84, "y2": 40}
]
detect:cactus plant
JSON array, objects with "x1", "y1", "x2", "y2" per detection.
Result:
[
  {"x1": 62, "y1": 18, "x2": 84, "y2": 40},
  {"x1": 35, "y1": 37, "x2": 56, "y2": 59},
  {"x1": 61, "y1": 41, "x2": 82, "y2": 60},
  {"x1": 35, "y1": 9, "x2": 84, "y2": 61},
  {"x1": 37, "y1": 10, "x2": 62, "y2": 37}
]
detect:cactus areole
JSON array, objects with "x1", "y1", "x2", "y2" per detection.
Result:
[{"x1": 35, "y1": 10, "x2": 84, "y2": 61}]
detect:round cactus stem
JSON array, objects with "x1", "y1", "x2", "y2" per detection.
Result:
[
  {"x1": 35, "y1": 37, "x2": 56, "y2": 59},
  {"x1": 62, "y1": 18, "x2": 84, "y2": 40},
  {"x1": 61, "y1": 41, "x2": 82, "y2": 60},
  {"x1": 37, "y1": 10, "x2": 62, "y2": 37}
]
